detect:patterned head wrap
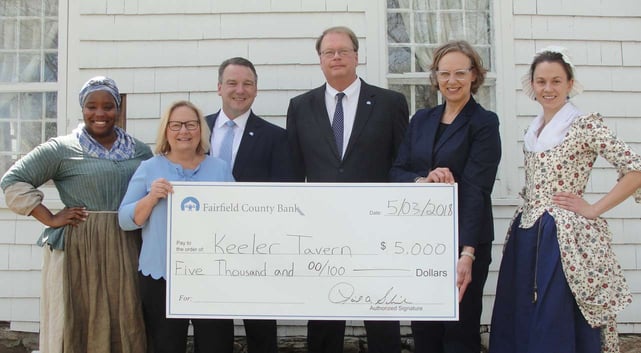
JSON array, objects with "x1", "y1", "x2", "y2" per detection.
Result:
[{"x1": 78, "y1": 76, "x2": 121, "y2": 110}]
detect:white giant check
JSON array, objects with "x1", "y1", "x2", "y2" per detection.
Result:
[{"x1": 166, "y1": 182, "x2": 458, "y2": 321}]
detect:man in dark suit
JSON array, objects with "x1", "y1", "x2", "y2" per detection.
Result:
[
  {"x1": 205, "y1": 57, "x2": 295, "y2": 353},
  {"x1": 286, "y1": 26, "x2": 409, "y2": 353}
]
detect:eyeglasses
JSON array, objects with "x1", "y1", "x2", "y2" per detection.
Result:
[
  {"x1": 319, "y1": 48, "x2": 356, "y2": 59},
  {"x1": 435, "y1": 68, "x2": 473, "y2": 82},
  {"x1": 167, "y1": 120, "x2": 200, "y2": 131}
]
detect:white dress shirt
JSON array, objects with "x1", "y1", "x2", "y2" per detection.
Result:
[
  {"x1": 325, "y1": 78, "x2": 361, "y2": 157},
  {"x1": 210, "y1": 109, "x2": 250, "y2": 169}
]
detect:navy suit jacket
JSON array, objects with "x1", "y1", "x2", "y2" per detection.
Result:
[
  {"x1": 389, "y1": 97, "x2": 501, "y2": 247},
  {"x1": 205, "y1": 111, "x2": 296, "y2": 182},
  {"x1": 286, "y1": 79, "x2": 409, "y2": 182}
]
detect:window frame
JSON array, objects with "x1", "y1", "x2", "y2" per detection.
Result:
[
  {"x1": 0, "y1": 0, "x2": 67, "y2": 175},
  {"x1": 383, "y1": 0, "x2": 497, "y2": 113}
]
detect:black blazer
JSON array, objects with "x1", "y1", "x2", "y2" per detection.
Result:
[
  {"x1": 286, "y1": 79, "x2": 409, "y2": 182},
  {"x1": 205, "y1": 111, "x2": 296, "y2": 182},
  {"x1": 389, "y1": 97, "x2": 501, "y2": 247}
]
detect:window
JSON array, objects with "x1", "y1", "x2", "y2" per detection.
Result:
[
  {"x1": 0, "y1": 0, "x2": 58, "y2": 173},
  {"x1": 386, "y1": 0, "x2": 494, "y2": 113}
]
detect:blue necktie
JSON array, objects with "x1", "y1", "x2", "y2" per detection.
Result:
[
  {"x1": 219, "y1": 120, "x2": 236, "y2": 167},
  {"x1": 332, "y1": 92, "x2": 345, "y2": 157}
]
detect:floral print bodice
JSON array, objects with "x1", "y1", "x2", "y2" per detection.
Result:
[{"x1": 510, "y1": 113, "x2": 641, "y2": 353}]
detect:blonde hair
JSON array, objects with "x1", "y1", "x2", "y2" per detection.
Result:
[{"x1": 154, "y1": 100, "x2": 210, "y2": 155}]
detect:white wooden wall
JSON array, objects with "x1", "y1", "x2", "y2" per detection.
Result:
[{"x1": 1, "y1": 0, "x2": 640, "y2": 337}]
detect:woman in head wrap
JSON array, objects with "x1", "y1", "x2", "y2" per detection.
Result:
[
  {"x1": 489, "y1": 47, "x2": 641, "y2": 353},
  {"x1": 1, "y1": 76, "x2": 152, "y2": 353}
]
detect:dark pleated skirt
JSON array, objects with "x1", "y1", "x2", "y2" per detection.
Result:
[{"x1": 489, "y1": 212, "x2": 600, "y2": 353}]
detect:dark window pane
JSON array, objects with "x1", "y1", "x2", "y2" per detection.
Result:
[
  {"x1": 474, "y1": 85, "x2": 494, "y2": 109},
  {"x1": 0, "y1": 53, "x2": 18, "y2": 81},
  {"x1": 414, "y1": 0, "x2": 438, "y2": 10},
  {"x1": 20, "y1": 121, "x2": 42, "y2": 152},
  {"x1": 415, "y1": 13, "x2": 437, "y2": 45},
  {"x1": 20, "y1": 92, "x2": 43, "y2": 120},
  {"x1": 466, "y1": 12, "x2": 490, "y2": 44},
  {"x1": 18, "y1": 53, "x2": 41, "y2": 82},
  {"x1": 45, "y1": 121, "x2": 56, "y2": 140},
  {"x1": 387, "y1": 13, "x2": 410, "y2": 43},
  {"x1": 476, "y1": 46, "x2": 491, "y2": 71},
  {"x1": 388, "y1": 47, "x2": 411, "y2": 74},
  {"x1": 45, "y1": 92, "x2": 57, "y2": 119},
  {"x1": 44, "y1": 19, "x2": 58, "y2": 49},
  {"x1": 19, "y1": 19, "x2": 41, "y2": 49},
  {"x1": 22, "y1": 0, "x2": 41, "y2": 16},
  {"x1": 389, "y1": 84, "x2": 411, "y2": 110},
  {"x1": 0, "y1": 122, "x2": 12, "y2": 150},
  {"x1": 440, "y1": 13, "x2": 465, "y2": 42},
  {"x1": 44, "y1": 53, "x2": 57, "y2": 81},
  {"x1": 0, "y1": 19, "x2": 18, "y2": 49},
  {"x1": 44, "y1": 0, "x2": 58, "y2": 16},
  {"x1": 415, "y1": 84, "x2": 439, "y2": 110},
  {"x1": 444, "y1": 0, "x2": 463, "y2": 9},
  {"x1": 0, "y1": 0, "x2": 20, "y2": 16},
  {"x1": 465, "y1": 0, "x2": 489, "y2": 11},
  {"x1": 0, "y1": 155, "x2": 14, "y2": 174},
  {"x1": 415, "y1": 46, "x2": 436, "y2": 72},
  {"x1": 0, "y1": 93, "x2": 19, "y2": 118},
  {"x1": 387, "y1": 0, "x2": 410, "y2": 9}
]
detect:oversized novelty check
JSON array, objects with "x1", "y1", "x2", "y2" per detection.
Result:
[{"x1": 166, "y1": 182, "x2": 458, "y2": 321}]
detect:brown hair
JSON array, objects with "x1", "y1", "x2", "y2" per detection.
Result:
[
  {"x1": 154, "y1": 100, "x2": 210, "y2": 155},
  {"x1": 315, "y1": 26, "x2": 359, "y2": 55},
  {"x1": 429, "y1": 40, "x2": 487, "y2": 94},
  {"x1": 528, "y1": 51, "x2": 574, "y2": 82},
  {"x1": 218, "y1": 57, "x2": 258, "y2": 84}
]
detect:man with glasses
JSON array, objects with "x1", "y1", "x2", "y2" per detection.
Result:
[
  {"x1": 205, "y1": 56, "x2": 296, "y2": 353},
  {"x1": 286, "y1": 26, "x2": 409, "y2": 353}
]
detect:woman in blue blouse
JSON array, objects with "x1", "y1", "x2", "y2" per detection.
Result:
[{"x1": 119, "y1": 100, "x2": 234, "y2": 353}]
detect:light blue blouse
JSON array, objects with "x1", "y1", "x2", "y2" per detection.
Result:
[{"x1": 118, "y1": 155, "x2": 234, "y2": 279}]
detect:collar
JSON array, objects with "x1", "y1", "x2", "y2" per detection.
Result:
[
  {"x1": 325, "y1": 77, "x2": 361, "y2": 100},
  {"x1": 216, "y1": 109, "x2": 251, "y2": 131},
  {"x1": 524, "y1": 101, "x2": 584, "y2": 152}
]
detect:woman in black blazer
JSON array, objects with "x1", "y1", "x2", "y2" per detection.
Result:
[{"x1": 389, "y1": 40, "x2": 502, "y2": 353}]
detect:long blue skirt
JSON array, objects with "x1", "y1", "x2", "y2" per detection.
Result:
[{"x1": 489, "y1": 212, "x2": 600, "y2": 353}]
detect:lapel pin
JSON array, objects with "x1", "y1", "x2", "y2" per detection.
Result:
[
  {"x1": 249, "y1": 131, "x2": 254, "y2": 136},
  {"x1": 366, "y1": 101, "x2": 372, "y2": 105}
]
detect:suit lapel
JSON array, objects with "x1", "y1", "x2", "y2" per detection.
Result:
[
  {"x1": 311, "y1": 85, "x2": 342, "y2": 160},
  {"x1": 205, "y1": 112, "x2": 218, "y2": 133},
  {"x1": 423, "y1": 105, "x2": 444, "y2": 167},
  {"x1": 343, "y1": 80, "x2": 373, "y2": 160},
  {"x1": 433, "y1": 97, "x2": 476, "y2": 154}
]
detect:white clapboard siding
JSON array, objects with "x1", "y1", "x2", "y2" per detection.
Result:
[{"x1": 1, "y1": 0, "x2": 641, "y2": 339}]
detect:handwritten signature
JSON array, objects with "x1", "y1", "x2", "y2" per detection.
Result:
[{"x1": 327, "y1": 282, "x2": 412, "y2": 305}]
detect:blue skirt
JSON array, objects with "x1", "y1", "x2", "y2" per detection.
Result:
[{"x1": 489, "y1": 212, "x2": 600, "y2": 353}]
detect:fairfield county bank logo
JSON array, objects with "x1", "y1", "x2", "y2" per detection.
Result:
[{"x1": 180, "y1": 197, "x2": 200, "y2": 211}]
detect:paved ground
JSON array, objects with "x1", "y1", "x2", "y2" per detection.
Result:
[{"x1": 1, "y1": 321, "x2": 640, "y2": 353}]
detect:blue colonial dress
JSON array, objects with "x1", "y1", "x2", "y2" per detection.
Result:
[{"x1": 490, "y1": 111, "x2": 641, "y2": 353}]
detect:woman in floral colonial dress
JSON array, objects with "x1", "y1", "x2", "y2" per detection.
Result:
[{"x1": 489, "y1": 47, "x2": 641, "y2": 353}]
